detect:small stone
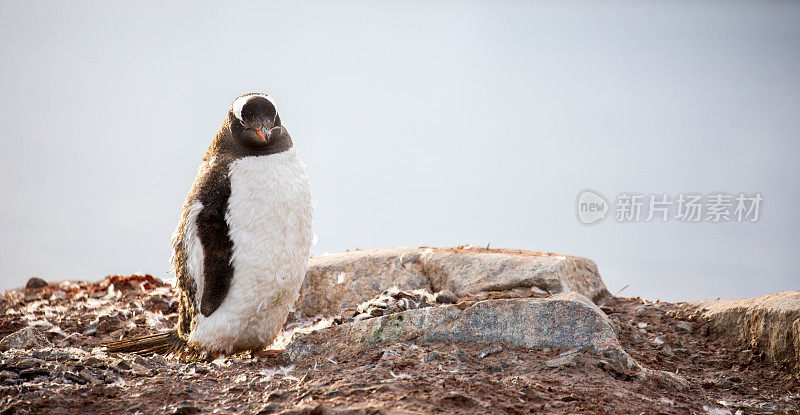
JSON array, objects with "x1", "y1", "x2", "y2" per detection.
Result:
[
  {"x1": 0, "y1": 371, "x2": 18, "y2": 382},
  {"x1": 674, "y1": 348, "x2": 690, "y2": 356},
  {"x1": 255, "y1": 403, "x2": 282, "y2": 414},
  {"x1": 477, "y1": 345, "x2": 503, "y2": 359},
  {"x1": 64, "y1": 371, "x2": 88, "y2": 385},
  {"x1": 545, "y1": 349, "x2": 582, "y2": 368},
  {"x1": 171, "y1": 406, "x2": 201, "y2": 415},
  {"x1": 79, "y1": 369, "x2": 102, "y2": 385},
  {"x1": 147, "y1": 355, "x2": 168, "y2": 366},
  {"x1": 670, "y1": 320, "x2": 693, "y2": 334},
  {"x1": 15, "y1": 359, "x2": 39, "y2": 371},
  {"x1": 425, "y1": 352, "x2": 441, "y2": 362},
  {"x1": 435, "y1": 290, "x2": 457, "y2": 304},
  {"x1": 25, "y1": 277, "x2": 48, "y2": 290},
  {"x1": 130, "y1": 363, "x2": 152, "y2": 377},
  {"x1": 455, "y1": 349, "x2": 472, "y2": 362},
  {"x1": 636, "y1": 322, "x2": 648, "y2": 329},
  {"x1": 111, "y1": 359, "x2": 131, "y2": 372},
  {"x1": 353, "y1": 313, "x2": 371, "y2": 322},
  {"x1": 702, "y1": 406, "x2": 732, "y2": 415},
  {"x1": 0, "y1": 327, "x2": 52, "y2": 352},
  {"x1": 19, "y1": 367, "x2": 49, "y2": 380},
  {"x1": 49, "y1": 290, "x2": 67, "y2": 301},
  {"x1": 83, "y1": 356, "x2": 106, "y2": 368}
]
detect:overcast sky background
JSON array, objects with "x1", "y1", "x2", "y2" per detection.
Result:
[{"x1": 1, "y1": 1, "x2": 798, "y2": 301}]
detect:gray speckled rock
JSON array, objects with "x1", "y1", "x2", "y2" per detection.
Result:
[
  {"x1": 294, "y1": 247, "x2": 610, "y2": 320},
  {"x1": 289, "y1": 293, "x2": 617, "y2": 358},
  {"x1": 286, "y1": 292, "x2": 685, "y2": 390},
  {"x1": 685, "y1": 291, "x2": 800, "y2": 374},
  {"x1": 0, "y1": 327, "x2": 51, "y2": 352}
]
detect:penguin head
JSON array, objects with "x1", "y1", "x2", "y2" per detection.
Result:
[{"x1": 228, "y1": 93, "x2": 291, "y2": 152}]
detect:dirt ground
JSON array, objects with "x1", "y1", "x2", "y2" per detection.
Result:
[{"x1": 0, "y1": 275, "x2": 798, "y2": 414}]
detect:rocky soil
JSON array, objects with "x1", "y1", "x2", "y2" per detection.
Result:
[{"x1": 1, "y1": 248, "x2": 798, "y2": 414}]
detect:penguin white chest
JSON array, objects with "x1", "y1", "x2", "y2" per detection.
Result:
[{"x1": 189, "y1": 148, "x2": 313, "y2": 354}]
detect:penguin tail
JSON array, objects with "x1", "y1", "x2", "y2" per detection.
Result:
[{"x1": 103, "y1": 329, "x2": 195, "y2": 358}]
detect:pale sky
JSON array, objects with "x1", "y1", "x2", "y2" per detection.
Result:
[{"x1": 1, "y1": 1, "x2": 798, "y2": 301}]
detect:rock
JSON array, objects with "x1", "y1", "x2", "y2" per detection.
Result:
[
  {"x1": 18, "y1": 367, "x2": 49, "y2": 380},
  {"x1": 295, "y1": 247, "x2": 610, "y2": 320},
  {"x1": 79, "y1": 369, "x2": 102, "y2": 385},
  {"x1": 669, "y1": 320, "x2": 693, "y2": 334},
  {"x1": 289, "y1": 293, "x2": 618, "y2": 357},
  {"x1": 435, "y1": 290, "x2": 457, "y2": 304},
  {"x1": 170, "y1": 406, "x2": 201, "y2": 415},
  {"x1": 477, "y1": 345, "x2": 503, "y2": 359},
  {"x1": 288, "y1": 291, "x2": 689, "y2": 391},
  {"x1": 0, "y1": 371, "x2": 18, "y2": 382},
  {"x1": 545, "y1": 348, "x2": 583, "y2": 368},
  {"x1": 0, "y1": 327, "x2": 52, "y2": 352},
  {"x1": 289, "y1": 293, "x2": 646, "y2": 374},
  {"x1": 255, "y1": 403, "x2": 282, "y2": 414},
  {"x1": 14, "y1": 359, "x2": 39, "y2": 371},
  {"x1": 685, "y1": 291, "x2": 800, "y2": 374},
  {"x1": 64, "y1": 371, "x2": 87, "y2": 385},
  {"x1": 25, "y1": 277, "x2": 48, "y2": 290}
]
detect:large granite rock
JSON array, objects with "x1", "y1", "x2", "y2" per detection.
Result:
[
  {"x1": 686, "y1": 291, "x2": 800, "y2": 374},
  {"x1": 294, "y1": 247, "x2": 610, "y2": 320},
  {"x1": 287, "y1": 292, "x2": 686, "y2": 390}
]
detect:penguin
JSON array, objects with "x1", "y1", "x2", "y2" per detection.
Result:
[{"x1": 105, "y1": 93, "x2": 314, "y2": 360}]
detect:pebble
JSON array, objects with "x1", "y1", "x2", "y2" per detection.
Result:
[
  {"x1": 112, "y1": 359, "x2": 131, "y2": 372},
  {"x1": 544, "y1": 349, "x2": 582, "y2": 369},
  {"x1": 256, "y1": 403, "x2": 282, "y2": 414},
  {"x1": 64, "y1": 371, "x2": 88, "y2": 385},
  {"x1": 0, "y1": 370, "x2": 19, "y2": 382},
  {"x1": 477, "y1": 345, "x2": 503, "y2": 359},
  {"x1": 79, "y1": 369, "x2": 102, "y2": 385},
  {"x1": 670, "y1": 320, "x2": 693, "y2": 334},
  {"x1": 15, "y1": 359, "x2": 40, "y2": 371},
  {"x1": 25, "y1": 277, "x2": 49, "y2": 290},
  {"x1": 435, "y1": 290, "x2": 457, "y2": 304},
  {"x1": 130, "y1": 363, "x2": 153, "y2": 377},
  {"x1": 19, "y1": 367, "x2": 49, "y2": 380},
  {"x1": 170, "y1": 406, "x2": 201, "y2": 415},
  {"x1": 50, "y1": 291, "x2": 67, "y2": 301},
  {"x1": 83, "y1": 356, "x2": 106, "y2": 368}
]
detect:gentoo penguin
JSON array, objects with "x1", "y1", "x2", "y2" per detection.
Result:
[{"x1": 105, "y1": 93, "x2": 314, "y2": 359}]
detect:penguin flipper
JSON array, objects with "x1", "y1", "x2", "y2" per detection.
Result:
[{"x1": 195, "y1": 169, "x2": 235, "y2": 318}]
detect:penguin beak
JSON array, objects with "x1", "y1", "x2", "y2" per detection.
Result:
[{"x1": 255, "y1": 126, "x2": 270, "y2": 142}]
